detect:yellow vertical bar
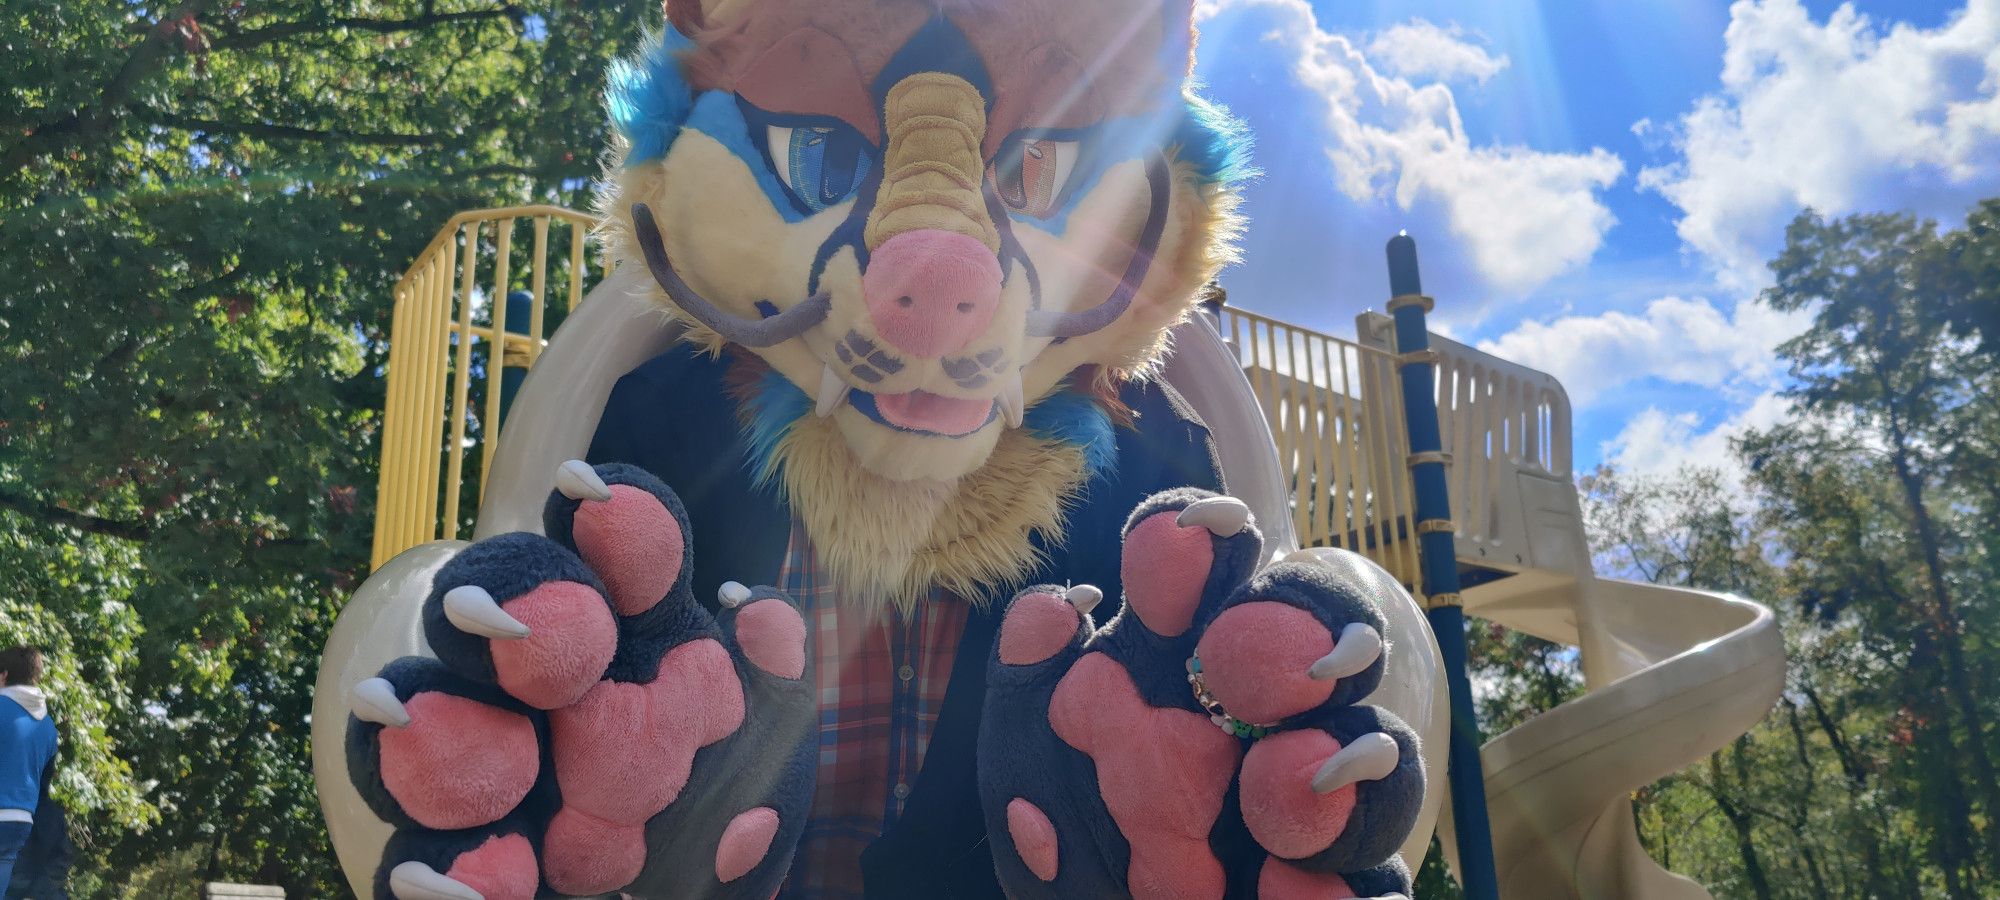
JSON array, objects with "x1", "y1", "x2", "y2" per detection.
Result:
[
  {"x1": 445, "y1": 222, "x2": 481, "y2": 540},
  {"x1": 375, "y1": 283, "x2": 411, "y2": 568},
  {"x1": 422, "y1": 247, "x2": 452, "y2": 547},
  {"x1": 1313, "y1": 337, "x2": 1340, "y2": 549},
  {"x1": 1283, "y1": 324, "x2": 1310, "y2": 544},
  {"x1": 481, "y1": 219, "x2": 516, "y2": 500},
  {"x1": 528, "y1": 216, "x2": 550, "y2": 365},
  {"x1": 1335, "y1": 342, "x2": 1361, "y2": 551}
]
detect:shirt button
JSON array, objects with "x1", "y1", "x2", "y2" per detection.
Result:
[
  {"x1": 898, "y1": 664, "x2": 915, "y2": 682},
  {"x1": 893, "y1": 782, "x2": 911, "y2": 800}
]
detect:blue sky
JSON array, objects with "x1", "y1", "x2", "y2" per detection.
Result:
[{"x1": 1189, "y1": 0, "x2": 2000, "y2": 480}]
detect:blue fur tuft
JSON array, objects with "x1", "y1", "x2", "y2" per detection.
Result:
[
  {"x1": 741, "y1": 368, "x2": 812, "y2": 487},
  {"x1": 608, "y1": 29, "x2": 697, "y2": 166},
  {"x1": 1025, "y1": 390, "x2": 1118, "y2": 481},
  {"x1": 1175, "y1": 92, "x2": 1257, "y2": 186}
]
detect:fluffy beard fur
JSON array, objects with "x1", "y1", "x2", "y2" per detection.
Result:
[{"x1": 770, "y1": 412, "x2": 1089, "y2": 617}]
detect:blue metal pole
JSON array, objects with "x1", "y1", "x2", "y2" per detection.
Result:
[
  {"x1": 498, "y1": 290, "x2": 534, "y2": 427},
  {"x1": 1385, "y1": 233, "x2": 1500, "y2": 900}
]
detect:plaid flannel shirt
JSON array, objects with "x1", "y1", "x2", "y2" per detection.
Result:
[{"x1": 776, "y1": 519, "x2": 971, "y2": 900}]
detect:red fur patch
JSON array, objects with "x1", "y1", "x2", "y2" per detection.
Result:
[
  {"x1": 1051, "y1": 652, "x2": 1239, "y2": 898},
  {"x1": 377, "y1": 692, "x2": 538, "y2": 831},
  {"x1": 1193, "y1": 602, "x2": 1335, "y2": 725}
]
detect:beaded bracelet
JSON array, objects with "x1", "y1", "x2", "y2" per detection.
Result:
[{"x1": 1186, "y1": 652, "x2": 1277, "y2": 740}]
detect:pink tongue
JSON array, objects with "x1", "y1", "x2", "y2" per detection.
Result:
[{"x1": 875, "y1": 390, "x2": 995, "y2": 436}]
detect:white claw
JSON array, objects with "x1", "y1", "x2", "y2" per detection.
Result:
[
  {"x1": 554, "y1": 459, "x2": 613, "y2": 502},
  {"x1": 1311, "y1": 731, "x2": 1401, "y2": 794},
  {"x1": 998, "y1": 371, "x2": 1026, "y2": 428},
  {"x1": 719, "y1": 581, "x2": 754, "y2": 609},
  {"x1": 1310, "y1": 623, "x2": 1384, "y2": 682},
  {"x1": 1065, "y1": 584, "x2": 1104, "y2": 615},
  {"x1": 388, "y1": 861, "x2": 484, "y2": 900},
  {"x1": 442, "y1": 585, "x2": 530, "y2": 640},
  {"x1": 1176, "y1": 496, "x2": 1251, "y2": 536},
  {"x1": 350, "y1": 677, "x2": 411, "y2": 728},
  {"x1": 817, "y1": 364, "x2": 848, "y2": 418}
]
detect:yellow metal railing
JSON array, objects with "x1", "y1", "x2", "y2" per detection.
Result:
[
  {"x1": 371, "y1": 206, "x2": 600, "y2": 569},
  {"x1": 1221, "y1": 308, "x2": 1425, "y2": 588},
  {"x1": 370, "y1": 208, "x2": 1450, "y2": 587}
]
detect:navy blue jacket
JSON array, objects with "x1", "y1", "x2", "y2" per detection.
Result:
[
  {"x1": 0, "y1": 692, "x2": 55, "y2": 816},
  {"x1": 587, "y1": 346, "x2": 1223, "y2": 898}
]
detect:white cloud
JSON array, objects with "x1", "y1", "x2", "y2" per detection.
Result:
[
  {"x1": 1601, "y1": 391, "x2": 1795, "y2": 488},
  {"x1": 1197, "y1": 0, "x2": 1625, "y2": 296},
  {"x1": 1474, "y1": 296, "x2": 1811, "y2": 408},
  {"x1": 1366, "y1": 20, "x2": 1510, "y2": 84},
  {"x1": 1641, "y1": 0, "x2": 2000, "y2": 289}
]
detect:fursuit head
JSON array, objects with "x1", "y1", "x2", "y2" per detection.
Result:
[{"x1": 599, "y1": 0, "x2": 1252, "y2": 609}]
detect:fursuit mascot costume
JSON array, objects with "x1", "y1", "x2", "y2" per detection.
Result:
[{"x1": 312, "y1": 2, "x2": 1448, "y2": 897}]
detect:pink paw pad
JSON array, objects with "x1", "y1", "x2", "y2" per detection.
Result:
[
  {"x1": 443, "y1": 833, "x2": 539, "y2": 900},
  {"x1": 572, "y1": 484, "x2": 687, "y2": 616},
  {"x1": 549, "y1": 639, "x2": 745, "y2": 822},
  {"x1": 542, "y1": 807, "x2": 646, "y2": 896},
  {"x1": 1194, "y1": 602, "x2": 1335, "y2": 725},
  {"x1": 716, "y1": 807, "x2": 781, "y2": 883},
  {"x1": 490, "y1": 581, "x2": 619, "y2": 710},
  {"x1": 1240, "y1": 729, "x2": 1356, "y2": 859},
  {"x1": 1051, "y1": 652, "x2": 1239, "y2": 899},
  {"x1": 999, "y1": 592, "x2": 1081, "y2": 666},
  {"x1": 736, "y1": 598, "x2": 807, "y2": 679},
  {"x1": 1120, "y1": 512, "x2": 1214, "y2": 638},
  {"x1": 1007, "y1": 798, "x2": 1060, "y2": 882},
  {"x1": 1258, "y1": 858, "x2": 1357, "y2": 898},
  {"x1": 377, "y1": 692, "x2": 539, "y2": 831}
]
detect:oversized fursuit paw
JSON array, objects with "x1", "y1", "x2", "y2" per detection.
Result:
[
  {"x1": 979, "y1": 488, "x2": 1425, "y2": 899},
  {"x1": 346, "y1": 463, "x2": 814, "y2": 899}
]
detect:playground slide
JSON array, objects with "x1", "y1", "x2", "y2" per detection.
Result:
[{"x1": 1450, "y1": 570, "x2": 1786, "y2": 898}]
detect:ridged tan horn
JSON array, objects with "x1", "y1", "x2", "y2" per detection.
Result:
[{"x1": 865, "y1": 73, "x2": 999, "y2": 254}]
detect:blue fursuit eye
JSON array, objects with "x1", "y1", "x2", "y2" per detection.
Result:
[{"x1": 767, "y1": 124, "x2": 873, "y2": 213}]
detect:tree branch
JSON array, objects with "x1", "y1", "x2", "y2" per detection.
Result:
[
  {"x1": 144, "y1": 111, "x2": 447, "y2": 147},
  {"x1": 2, "y1": 0, "x2": 213, "y2": 173},
  {"x1": 207, "y1": 5, "x2": 524, "y2": 51},
  {"x1": 0, "y1": 488, "x2": 153, "y2": 542}
]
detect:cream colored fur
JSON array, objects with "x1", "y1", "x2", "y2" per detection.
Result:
[{"x1": 772, "y1": 413, "x2": 1089, "y2": 615}]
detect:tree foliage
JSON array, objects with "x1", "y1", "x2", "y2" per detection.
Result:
[{"x1": 2, "y1": 2, "x2": 642, "y2": 894}]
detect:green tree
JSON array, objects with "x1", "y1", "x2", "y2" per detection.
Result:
[{"x1": 2, "y1": 2, "x2": 644, "y2": 893}]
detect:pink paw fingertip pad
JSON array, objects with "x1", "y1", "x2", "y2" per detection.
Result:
[
  {"x1": 1240, "y1": 729, "x2": 1357, "y2": 859},
  {"x1": 1194, "y1": 602, "x2": 1336, "y2": 725},
  {"x1": 1007, "y1": 798, "x2": 1060, "y2": 881},
  {"x1": 542, "y1": 808, "x2": 647, "y2": 896},
  {"x1": 1120, "y1": 512, "x2": 1214, "y2": 638},
  {"x1": 737, "y1": 598, "x2": 807, "y2": 679},
  {"x1": 444, "y1": 833, "x2": 539, "y2": 900},
  {"x1": 1258, "y1": 858, "x2": 1357, "y2": 898},
  {"x1": 573, "y1": 485, "x2": 687, "y2": 616},
  {"x1": 999, "y1": 592, "x2": 1081, "y2": 666},
  {"x1": 377, "y1": 693, "x2": 539, "y2": 831},
  {"x1": 717, "y1": 807, "x2": 782, "y2": 883},
  {"x1": 490, "y1": 581, "x2": 619, "y2": 709}
]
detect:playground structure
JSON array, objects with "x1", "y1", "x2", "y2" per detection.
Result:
[{"x1": 323, "y1": 206, "x2": 1785, "y2": 898}]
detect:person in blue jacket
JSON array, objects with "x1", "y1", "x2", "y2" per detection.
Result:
[{"x1": 0, "y1": 647, "x2": 57, "y2": 895}]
